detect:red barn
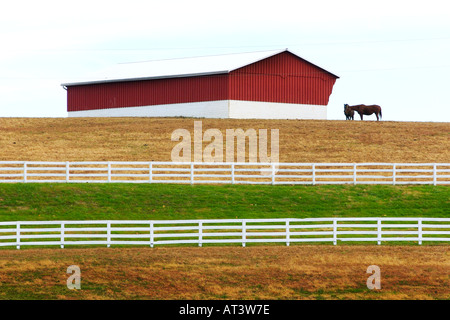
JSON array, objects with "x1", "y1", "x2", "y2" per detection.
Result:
[{"x1": 62, "y1": 49, "x2": 339, "y2": 119}]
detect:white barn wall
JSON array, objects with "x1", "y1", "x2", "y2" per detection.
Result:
[
  {"x1": 228, "y1": 100, "x2": 327, "y2": 119},
  {"x1": 67, "y1": 100, "x2": 327, "y2": 119},
  {"x1": 67, "y1": 100, "x2": 230, "y2": 118}
]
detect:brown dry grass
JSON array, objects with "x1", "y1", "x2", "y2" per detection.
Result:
[
  {"x1": 0, "y1": 117, "x2": 448, "y2": 162},
  {"x1": 0, "y1": 246, "x2": 448, "y2": 300}
]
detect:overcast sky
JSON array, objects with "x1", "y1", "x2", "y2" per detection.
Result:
[{"x1": 1, "y1": 0, "x2": 450, "y2": 122}]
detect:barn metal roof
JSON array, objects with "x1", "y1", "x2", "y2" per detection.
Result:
[{"x1": 62, "y1": 49, "x2": 338, "y2": 87}]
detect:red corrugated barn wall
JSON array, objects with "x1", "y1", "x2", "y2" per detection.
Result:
[
  {"x1": 67, "y1": 74, "x2": 229, "y2": 112},
  {"x1": 67, "y1": 51, "x2": 337, "y2": 112},
  {"x1": 229, "y1": 51, "x2": 337, "y2": 105}
]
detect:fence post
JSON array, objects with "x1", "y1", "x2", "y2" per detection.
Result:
[
  {"x1": 106, "y1": 222, "x2": 111, "y2": 248},
  {"x1": 16, "y1": 222, "x2": 21, "y2": 250},
  {"x1": 333, "y1": 219, "x2": 337, "y2": 245},
  {"x1": 231, "y1": 163, "x2": 235, "y2": 184},
  {"x1": 418, "y1": 218, "x2": 423, "y2": 245},
  {"x1": 65, "y1": 161, "x2": 70, "y2": 182},
  {"x1": 150, "y1": 222, "x2": 154, "y2": 248},
  {"x1": 271, "y1": 163, "x2": 276, "y2": 185},
  {"x1": 23, "y1": 162, "x2": 27, "y2": 183},
  {"x1": 242, "y1": 221, "x2": 246, "y2": 247},
  {"x1": 286, "y1": 220, "x2": 290, "y2": 246},
  {"x1": 190, "y1": 163, "x2": 194, "y2": 185},
  {"x1": 61, "y1": 223, "x2": 65, "y2": 249},
  {"x1": 312, "y1": 164, "x2": 316, "y2": 185},
  {"x1": 392, "y1": 164, "x2": 396, "y2": 185},
  {"x1": 353, "y1": 163, "x2": 357, "y2": 185},
  {"x1": 377, "y1": 219, "x2": 382, "y2": 245},
  {"x1": 107, "y1": 162, "x2": 111, "y2": 183},
  {"x1": 433, "y1": 164, "x2": 437, "y2": 186},
  {"x1": 198, "y1": 222, "x2": 203, "y2": 247},
  {"x1": 149, "y1": 162, "x2": 153, "y2": 183}
]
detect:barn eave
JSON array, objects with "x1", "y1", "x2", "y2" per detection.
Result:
[{"x1": 61, "y1": 70, "x2": 229, "y2": 87}]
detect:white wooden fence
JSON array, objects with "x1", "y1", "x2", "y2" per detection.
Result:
[
  {"x1": 1, "y1": 218, "x2": 449, "y2": 249},
  {"x1": 0, "y1": 161, "x2": 449, "y2": 185}
]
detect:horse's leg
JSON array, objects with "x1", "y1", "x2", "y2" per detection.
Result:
[{"x1": 360, "y1": 113, "x2": 363, "y2": 120}]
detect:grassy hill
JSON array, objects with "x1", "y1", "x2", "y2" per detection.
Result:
[
  {"x1": 0, "y1": 117, "x2": 448, "y2": 301},
  {"x1": 0, "y1": 117, "x2": 448, "y2": 221},
  {"x1": 0, "y1": 117, "x2": 448, "y2": 162}
]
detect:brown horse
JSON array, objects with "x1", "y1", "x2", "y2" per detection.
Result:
[
  {"x1": 344, "y1": 105, "x2": 354, "y2": 120},
  {"x1": 344, "y1": 104, "x2": 382, "y2": 121}
]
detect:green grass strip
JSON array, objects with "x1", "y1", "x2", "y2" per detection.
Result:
[{"x1": 0, "y1": 184, "x2": 448, "y2": 221}]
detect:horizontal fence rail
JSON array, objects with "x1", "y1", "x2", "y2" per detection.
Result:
[
  {"x1": 0, "y1": 161, "x2": 449, "y2": 185},
  {"x1": 0, "y1": 218, "x2": 449, "y2": 249}
]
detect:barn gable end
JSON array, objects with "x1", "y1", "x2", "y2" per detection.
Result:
[{"x1": 229, "y1": 51, "x2": 337, "y2": 106}]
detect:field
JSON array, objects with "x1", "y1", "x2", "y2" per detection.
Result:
[
  {"x1": 0, "y1": 117, "x2": 448, "y2": 162},
  {"x1": 0, "y1": 183, "x2": 448, "y2": 221},
  {"x1": 0, "y1": 117, "x2": 448, "y2": 301},
  {"x1": 0, "y1": 246, "x2": 448, "y2": 300}
]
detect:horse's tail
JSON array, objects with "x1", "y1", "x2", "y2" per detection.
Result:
[{"x1": 380, "y1": 109, "x2": 382, "y2": 119}]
